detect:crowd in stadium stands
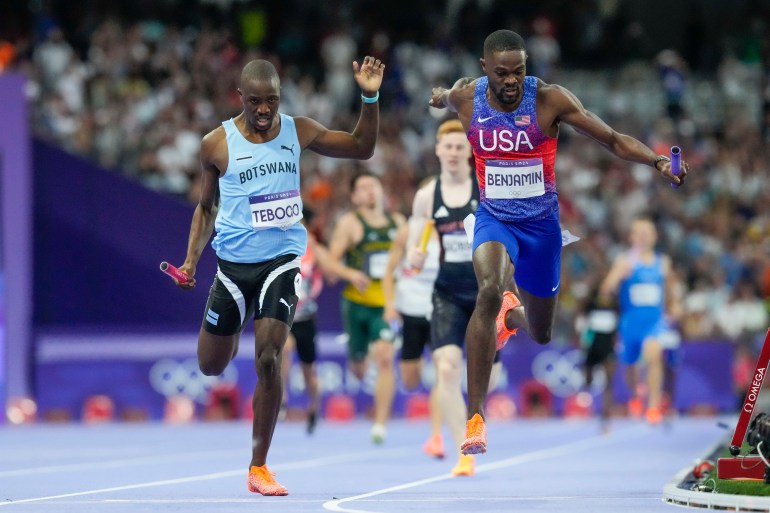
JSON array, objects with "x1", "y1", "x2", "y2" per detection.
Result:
[{"x1": 3, "y1": 3, "x2": 770, "y2": 353}]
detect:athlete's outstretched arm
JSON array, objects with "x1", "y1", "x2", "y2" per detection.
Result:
[
  {"x1": 326, "y1": 212, "x2": 371, "y2": 292},
  {"x1": 177, "y1": 129, "x2": 223, "y2": 289},
  {"x1": 598, "y1": 253, "x2": 631, "y2": 299},
  {"x1": 405, "y1": 179, "x2": 435, "y2": 269},
  {"x1": 429, "y1": 77, "x2": 476, "y2": 115},
  {"x1": 382, "y1": 223, "x2": 408, "y2": 324},
  {"x1": 295, "y1": 56, "x2": 385, "y2": 159},
  {"x1": 553, "y1": 85, "x2": 689, "y2": 187}
]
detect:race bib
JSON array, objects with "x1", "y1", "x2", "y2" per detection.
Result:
[
  {"x1": 442, "y1": 232, "x2": 473, "y2": 263},
  {"x1": 587, "y1": 310, "x2": 618, "y2": 333},
  {"x1": 366, "y1": 251, "x2": 390, "y2": 279},
  {"x1": 249, "y1": 189, "x2": 303, "y2": 231},
  {"x1": 485, "y1": 158, "x2": 545, "y2": 199},
  {"x1": 629, "y1": 283, "x2": 662, "y2": 306}
]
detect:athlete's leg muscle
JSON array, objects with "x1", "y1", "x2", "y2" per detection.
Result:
[
  {"x1": 466, "y1": 241, "x2": 512, "y2": 417},
  {"x1": 371, "y1": 339, "x2": 396, "y2": 426},
  {"x1": 516, "y1": 288, "x2": 558, "y2": 344},
  {"x1": 400, "y1": 359, "x2": 422, "y2": 390},
  {"x1": 197, "y1": 329, "x2": 239, "y2": 376},
  {"x1": 250, "y1": 317, "x2": 290, "y2": 467},
  {"x1": 433, "y1": 345, "x2": 466, "y2": 449}
]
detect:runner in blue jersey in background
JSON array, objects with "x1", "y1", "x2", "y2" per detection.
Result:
[
  {"x1": 172, "y1": 57, "x2": 385, "y2": 496},
  {"x1": 429, "y1": 29, "x2": 690, "y2": 455},
  {"x1": 600, "y1": 217, "x2": 681, "y2": 425}
]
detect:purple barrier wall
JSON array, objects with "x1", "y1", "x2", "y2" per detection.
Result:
[
  {"x1": 34, "y1": 332, "x2": 736, "y2": 421},
  {"x1": 33, "y1": 140, "x2": 218, "y2": 329}
]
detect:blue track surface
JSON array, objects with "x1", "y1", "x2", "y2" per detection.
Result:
[{"x1": 0, "y1": 416, "x2": 725, "y2": 512}]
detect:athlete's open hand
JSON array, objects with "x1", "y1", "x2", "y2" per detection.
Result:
[
  {"x1": 353, "y1": 56, "x2": 385, "y2": 97},
  {"x1": 346, "y1": 269, "x2": 371, "y2": 294}
]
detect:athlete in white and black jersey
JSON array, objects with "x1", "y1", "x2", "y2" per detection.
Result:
[{"x1": 408, "y1": 119, "x2": 501, "y2": 477}]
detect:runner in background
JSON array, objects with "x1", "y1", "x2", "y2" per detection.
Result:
[
  {"x1": 577, "y1": 280, "x2": 618, "y2": 432},
  {"x1": 600, "y1": 218, "x2": 680, "y2": 425},
  {"x1": 382, "y1": 216, "x2": 443, "y2": 457},
  {"x1": 327, "y1": 172, "x2": 406, "y2": 444},
  {"x1": 280, "y1": 208, "x2": 324, "y2": 434}
]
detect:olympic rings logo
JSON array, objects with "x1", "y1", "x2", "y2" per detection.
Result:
[
  {"x1": 531, "y1": 349, "x2": 606, "y2": 397},
  {"x1": 149, "y1": 358, "x2": 238, "y2": 404}
]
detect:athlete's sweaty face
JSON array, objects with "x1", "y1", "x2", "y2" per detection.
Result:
[
  {"x1": 435, "y1": 132, "x2": 472, "y2": 174},
  {"x1": 629, "y1": 220, "x2": 657, "y2": 251},
  {"x1": 351, "y1": 175, "x2": 383, "y2": 210},
  {"x1": 480, "y1": 50, "x2": 527, "y2": 107},
  {"x1": 239, "y1": 77, "x2": 280, "y2": 132}
]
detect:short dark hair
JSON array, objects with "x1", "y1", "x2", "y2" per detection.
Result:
[
  {"x1": 350, "y1": 171, "x2": 379, "y2": 191},
  {"x1": 483, "y1": 30, "x2": 526, "y2": 56},
  {"x1": 240, "y1": 59, "x2": 279, "y2": 85}
]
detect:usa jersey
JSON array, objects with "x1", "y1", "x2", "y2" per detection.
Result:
[{"x1": 468, "y1": 75, "x2": 558, "y2": 221}]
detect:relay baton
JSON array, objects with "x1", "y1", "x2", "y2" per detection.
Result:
[
  {"x1": 670, "y1": 146, "x2": 681, "y2": 189},
  {"x1": 160, "y1": 261, "x2": 189, "y2": 284},
  {"x1": 419, "y1": 220, "x2": 435, "y2": 253}
]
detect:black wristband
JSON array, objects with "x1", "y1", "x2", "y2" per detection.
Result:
[{"x1": 653, "y1": 155, "x2": 671, "y2": 171}]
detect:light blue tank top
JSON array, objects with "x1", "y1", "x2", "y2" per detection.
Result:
[
  {"x1": 618, "y1": 254, "x2": 665, "y2": 325},
  {"x1": 211, "y1": 114, "x2": 307, "y2": 263}
]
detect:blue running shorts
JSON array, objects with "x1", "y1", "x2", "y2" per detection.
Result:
[{"x1": 472, "y1": 204, "x2": 562, "y2": 297}]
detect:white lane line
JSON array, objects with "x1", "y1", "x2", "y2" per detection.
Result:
[
  {"x1": 38, "y1": 496, "x2": 658, "y2": 505},
  {"x1": 323, "y1": 427, "x2": 639, "y2": 513},
  {"x1": 0, "y1": 447, "x2": 412, "y2": 507},
  {"x1": 0, "y1": 449, "x2": 242, "y2": 478}
]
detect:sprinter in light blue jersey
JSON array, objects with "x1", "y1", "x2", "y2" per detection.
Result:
[
  {"x1": 172, "y1": 56, "x2": 385, "y2": 496},
  {"x1": 600, "y1": 218, "x2": 680, "y2": 425}
]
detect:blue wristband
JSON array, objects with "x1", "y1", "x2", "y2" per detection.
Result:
[{"x1": 361, "y1": 91, "x2": 379, "y2": 104}]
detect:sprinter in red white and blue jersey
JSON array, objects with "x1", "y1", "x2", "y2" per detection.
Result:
[{"x1": 429, "y1": 29, "x2": 690, "y2": 456}]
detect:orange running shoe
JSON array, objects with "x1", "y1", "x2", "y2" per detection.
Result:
[
  {"x1": 627, "y1": 397, "x2": 644, "y2": 418},
  {"x1": 452, "y1": 454, "x2": 475, "y2": 476},
  {"x1": 460, "y1": 413, "x2": 487, "y2": 455},
  {"x1": 247, "y1": 465, "x2": 288, "y2": 496},
  {"x1": 646, "y1": 407, "x2": 663, "y2": 425},
  {"x1": 496, "y1": 292, "x2": 520, "y2": 350},
  {"x1": 423, "y1": 432, "x2": 445, "y2": 459}
]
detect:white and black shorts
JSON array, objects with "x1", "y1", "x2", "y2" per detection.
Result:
[{"x1": 202, "y1": 254, "x2": 301, "y2": 336}]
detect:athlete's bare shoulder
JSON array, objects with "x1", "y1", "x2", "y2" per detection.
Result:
[
  {"x1": 200, "y1": 125, "x2": 228, "y2": 174},
  {"x1": 417, "y1": 176, "x2": 438, "y2": 193},
  {"x1": 535, "y1": 79, "x2": 582, "y2": 134},
  {"x1": 411, "y1": 177, "x2": 436, "y2": 219},
  {"x1": 537, "y1": 80, "x2": 582, "y2": 111},
  {"x1": 201, "y1": 125, "x2": 225, "y2": 147},
  {"x1": 392, "y1": 211, "x2": 407, "y2": 227},
  {"x1": 292, "y1": 116, "x2": 324, "y2": 148}
]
